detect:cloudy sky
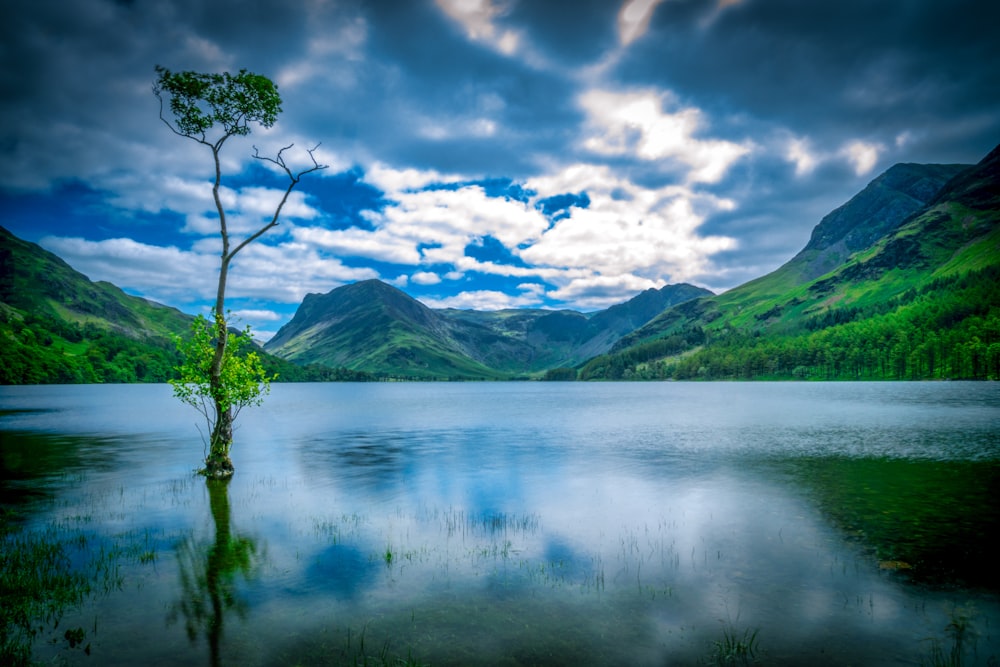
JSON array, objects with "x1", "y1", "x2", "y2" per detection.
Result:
[{"x1": 2, "y1": 0, "x2": 998, "y2": 339}]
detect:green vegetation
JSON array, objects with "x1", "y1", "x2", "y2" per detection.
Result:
[
  {"x1": 0, "y1": 514, "x2": 92, "y2": 665},
  {"x1": 922, "y1": 607, "x2": 979, "y2": 667},
  {"x1": 170, "y1": 315, "x2": 275, "y2": 476},
  {"x1": 263, "y1": 279, "x2": 710, "y2": 378},
  {"x1": 784, "y1": 457, "x2": 1000, "y2": 590},
  {"x1": 4, "y1": 143, "x2": 998, "y2": 384},
  {"x1": 582, "y1": 265, "x2": 1000, "y2": 380},
  {"x1": 710, "y1": 624, "x2": 761, "y2": 666},
  {"x1": 169, "y1": 478, "x2": 260, "y2": 666},
  {"x1": 0, "y1": 310, "x2": 180, "y2": 384},
  {"x1": 0, "y1": 295, "x2": 374, "y2": 385},
  {"x1": 0, "y1": 510, "x2": 161, "y2": 665}
]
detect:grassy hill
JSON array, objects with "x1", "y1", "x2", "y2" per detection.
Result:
[
  {"x1": 0, "y1": 227, "x2": 369, "y2": 384},
  {"x1": 579, "y1": 146, "x2": 1000, "y2": 380},
  {"x1": 0, "y1": 226, "x2": 193, "y2": 383}
]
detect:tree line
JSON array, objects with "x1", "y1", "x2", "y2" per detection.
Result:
[{"x1": 0, "y1": 311, "x2": 375, "y2": 385}]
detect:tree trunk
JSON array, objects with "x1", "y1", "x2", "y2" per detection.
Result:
[
  {"x1": 204, "y1": 250, "x2": 234, "y2": 479},
  {"x1": 204, "y1": 400, "x2": 234, "y2": 479}
]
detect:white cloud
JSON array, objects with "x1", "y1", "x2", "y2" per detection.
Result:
[
  {"x1": 435, "y1": 0, "x2": 521, "y2": 56},
  {"x1": 419, "y1": 288, "x2": 544, "y2": 311},
  {"x1": 780, "y1": 135, "x2": 886, "y2": 178},
  {"x1": 618, "y1": 0, "x2": 665, "y2": 46},
  {"x1": 293, "y1": 160, "x2": 737, "y2": 309},
  {"x1": 416, "y1": 115, "x2": 499, "y2": 141},
  {"x1": 785, "y1": 137, "x2": 818, "y2": 177},
  {"x1": 231, "y1": 309, "x2": 283, "y2": 322},
  {"x1": 579, "y1": 89, "x2": 750, "y2": 183},
  {"x1": 841, "y1": 140, "x2": 882, "y2": 176},
  {"x1": 292, "y1": 226, "x2": 423, "y2": 264},
  {"x1": 363, "y1": 163, "x2": 456, "y2": 194},
  {"x1": 523, "y1": 163, "x2": 737, "y2": 285},
  {"x1": 38, "y1": 234, "x2": 377, "y2": 310},
  {"x1": 548, "y1": 273, "x2": 666, "y2": 309},
  {"x1": 39, "y1": 235, "x2": 217, "y2": 302},
  {"x1": 410, "y1": 271, "x2": 442, "y2": 285},
  {"x1": 225, "y1": 241, "x2": 379, "y2": 303},
  {"x1": 297, "y1": 179, "x2": 549, "y2": 270}
]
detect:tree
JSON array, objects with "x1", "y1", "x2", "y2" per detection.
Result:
[
  {"x1": 170, "y1": 315, "x2": 274, "y2": 474},
  {"x1": 154, "y1": 66, "x2": 328, "y2": 478}
]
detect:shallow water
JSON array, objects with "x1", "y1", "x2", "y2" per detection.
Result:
[{"x1": 2, "y1": 382, "x2": 999, "y2": 665}]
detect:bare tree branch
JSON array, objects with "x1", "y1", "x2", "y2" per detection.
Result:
[{"x1": 230, "y1": 144, "x2": 329, "y2": 259}]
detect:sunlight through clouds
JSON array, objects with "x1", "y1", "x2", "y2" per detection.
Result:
[
  {"x1": 842, "y1": 140, "x2": 882, "y2": 176},
  {"x1": 786, "y1": 136, "x2": 819, "y2": 177},
  {"x1": 579, "y1": 89, "x2": 751, "y2": 183}
]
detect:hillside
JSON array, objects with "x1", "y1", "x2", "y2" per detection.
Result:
[
  {"x1": 0, "y1": 226, "x2": 194, "y2": 383},
  {"x1": 264, "y1": 280, "x2": 711, "y2": 379},
  {"x1": 0, "y1": 227, "x2": 367, "y2": 384},
  {"x1": 580, "y1": 146, "x2": 1000, "y2": 380}
]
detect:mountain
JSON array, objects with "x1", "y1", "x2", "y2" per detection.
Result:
[
  {"x1": 1, "y1": 225, "x2": 193, "y2": 383},
  {"x1": 0, "y1": 227, "x2": 365, "y2": 384},
  {"x1": 8, "y1": 142, "x2": 998, "y2": 384},
  {"x1": 263, "y1": 280, "x2": 711, "y2": 379},
  {"x1": 580, "y1": 145, "x2": 1000, "y2": 380},
  {"x1": 264, "y1": 279, "x2": 507, "y2": 379}
]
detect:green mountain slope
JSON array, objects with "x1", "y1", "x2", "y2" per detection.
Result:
[
  {"x1": 0, "y1": 225, "x2": 193, "y2": 383},
  {"x1": 264, "y1": 280, "x2": 711, "y2": 378},
  {"x1": 580, "y1": 146, "x2": 1000, "y2": 380},
  {"x1": 264, "y1": 279, "x2": 508, "y2": 379},
  {"x1": 0, "y1": 227, "x2": 366, "y2": 384}
]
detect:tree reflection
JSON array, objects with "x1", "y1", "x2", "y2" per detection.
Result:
[{"x1": 168, "y1": 478, "x2": 260, "y2": 667}]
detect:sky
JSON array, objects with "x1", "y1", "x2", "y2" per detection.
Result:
[{"x1": 2, "y1": 0, "x2": 999, "y2": 340}]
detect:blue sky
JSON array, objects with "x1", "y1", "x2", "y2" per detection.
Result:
[{"x1": 2, "y1": 0, "x2": 999, "y2": 339}]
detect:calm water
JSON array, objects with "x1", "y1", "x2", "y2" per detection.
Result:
[{"x1": 1, "y1": 382, "x2": 999, "y2": 666}]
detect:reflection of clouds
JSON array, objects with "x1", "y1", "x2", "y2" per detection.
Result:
[
  {"x1": 11, "y1": 383, "x2": 995, "y2": 665},
  {"x1": 304, "y1": 544, "x2": 377, "y2": 599}
]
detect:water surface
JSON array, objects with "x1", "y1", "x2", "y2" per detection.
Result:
[{"x1": 2, "y1": 382, "x2": 998, "y2": 665}]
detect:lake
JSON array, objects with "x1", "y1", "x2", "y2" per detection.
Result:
[{"x1": 1, "y1": 382, "x2": 999, "y2": 666}]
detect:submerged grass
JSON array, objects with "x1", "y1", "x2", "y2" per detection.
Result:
[
  {"x1": 709, "y1": 624, "x2": 761, "y2": 666},
  {"x1": 922, "y1": 606, "x2": 984, "y2": 667},
  {"x1": 0, "y1": 508, "x2": 163, "y2": 665},
  {"x1": 1, "y1": 511, "x2": 92, "y2": 665}
]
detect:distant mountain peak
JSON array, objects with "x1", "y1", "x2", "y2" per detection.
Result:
[{"x1": 263, "y1": 279, "x2": 710, "y2": 377}]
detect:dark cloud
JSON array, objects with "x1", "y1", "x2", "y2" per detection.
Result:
[
  {"x1": 620, "y1": 0, "x2": 1000, "y2": 158},
  {"x1": 2, "y1": 0, "x2": 998, "y2": 326}
]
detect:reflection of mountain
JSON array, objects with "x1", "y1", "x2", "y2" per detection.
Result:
[
  {"x1": 169, "y1": 478, "x2": 260, "y2": 667},
  {"x1": 782, "y1": 457, "x2": 1000, "y2": 590},
  {"x1": 0, "y1": 431, "x2": 119, "y2": 507}
]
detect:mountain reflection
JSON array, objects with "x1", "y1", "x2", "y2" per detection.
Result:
[{"x1": 168, "y1": 478, "x2": 260, "y2": 667}]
